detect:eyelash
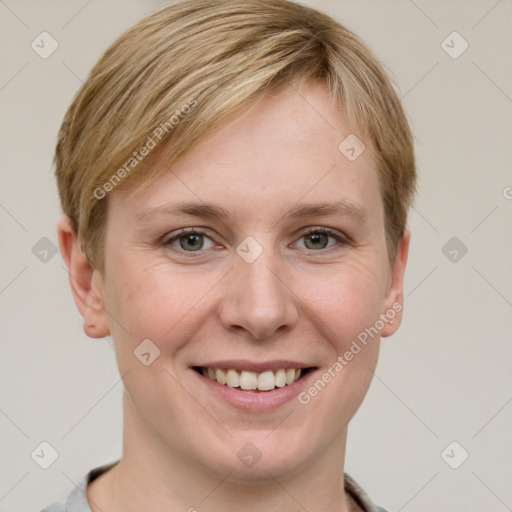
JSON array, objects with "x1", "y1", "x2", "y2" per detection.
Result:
[{"x1": 162, "y1": 226, "x2": 351, "y2": 255}]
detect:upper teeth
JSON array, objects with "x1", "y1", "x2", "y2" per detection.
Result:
[{"x1": 201, "y1": 367, "x2": 302, "y2": 391}]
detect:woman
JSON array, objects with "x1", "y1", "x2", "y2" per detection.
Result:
[{"x1": 43, "y1": 0, "x2": 416, "y2": 510}]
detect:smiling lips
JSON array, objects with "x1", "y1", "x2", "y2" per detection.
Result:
[{"x1": 198, "y1": 367, "x2": 304, "y2": 392}]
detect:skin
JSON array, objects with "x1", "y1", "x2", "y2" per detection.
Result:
[{"x1": 58, "y1": 80, "x2": 410, "y2": 512}]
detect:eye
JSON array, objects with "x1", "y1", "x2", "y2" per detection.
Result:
[
  {"x1": 164, "y1": 228, "x2": 215, "y2": 252},
  {"x1": 295, "y1": 227, "x2": 349, "y2": 251},
  {"x1": 163, "y1": 226, "x2": 350, "y2": 255}
]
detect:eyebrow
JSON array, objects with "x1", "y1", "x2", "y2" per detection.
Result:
[{"x1": 134, "y1": 199, "x2": 369, "y2": 225}]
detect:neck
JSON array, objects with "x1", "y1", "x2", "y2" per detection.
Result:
[{"x1": 87, "y1": 393, "x2": 359, "y2": 512}]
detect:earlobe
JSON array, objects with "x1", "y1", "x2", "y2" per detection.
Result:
[
  {"x1": 380, "y1": 229, "x2": 410, "y2": 338},
  {"x1": 57, "y1": 216, "x2": 110, "y2": 339}
]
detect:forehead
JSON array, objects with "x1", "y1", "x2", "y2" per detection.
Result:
[{"x1": 110, "y1": 81, "x2": 382, "y2": 226}]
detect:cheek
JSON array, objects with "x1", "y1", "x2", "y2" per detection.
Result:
[
  {"x1": 104, "y1": 257, "x2": 218, "y2": 353},
  {"x1": 295, "y1": 261, "x2": 386, "y2": 429},
  {"x1": 302, "y1": 257, "x2": 388, "y2": 350}
]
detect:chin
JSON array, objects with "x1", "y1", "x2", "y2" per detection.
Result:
[{"x1": 194, "y1": 431, "x2": 313, "y2": 484}]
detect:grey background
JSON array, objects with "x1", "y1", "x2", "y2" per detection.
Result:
[{"x1": 1, "y1": 1, "x2": 511, "y2": 511}]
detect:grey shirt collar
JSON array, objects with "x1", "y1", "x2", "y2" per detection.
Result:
[{"x1": 41, "y1": 461, "x2": 388, "y2": 512}]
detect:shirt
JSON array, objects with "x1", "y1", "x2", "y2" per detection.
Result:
[{"x1": 37, "y1": 461, "x2": 389, "y2": 512}]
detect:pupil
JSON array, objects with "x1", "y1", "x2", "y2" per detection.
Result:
[
  {"x1": 178, "y1": 232, "x2": 329, "y2": 251},
  {"x1": 306, "y1": 233, "x2": 327, "y2": 250},
  {"x1": 181, "y1": 234, "x2": 202, "y2": 251}
]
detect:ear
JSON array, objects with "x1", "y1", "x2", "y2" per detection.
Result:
[
  {"x1": 57, "y1": 216, "x2": 110, "y2": 338},
  {"x1": 380, "y1": 229, "x2": 410, "y2": 338}
]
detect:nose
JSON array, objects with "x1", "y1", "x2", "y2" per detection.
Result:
[{"x1": 218, "y1": 249, "x2": 299, "y2": 340}]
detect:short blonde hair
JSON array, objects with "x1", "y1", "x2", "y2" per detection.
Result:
[{"x1": 55, "y1": 0, "x2": 416, "y2": 272}]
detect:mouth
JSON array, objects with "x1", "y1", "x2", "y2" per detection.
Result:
[{"x1": 192, "y1": 365, "x2": 316, "y2": 392}]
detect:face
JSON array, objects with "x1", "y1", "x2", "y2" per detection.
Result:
[{"x1": 77, "y1": 81, "x2": 408, "y2": 482}]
